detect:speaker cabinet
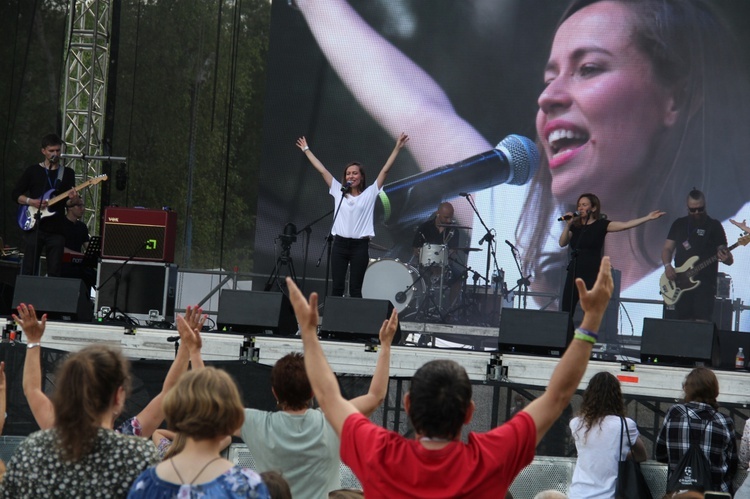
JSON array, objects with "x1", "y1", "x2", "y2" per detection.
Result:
[
  {"x1": 499, "y1": 309, "x2": 571, "y2": 357},
  {"x1": 94, "y1": 260, "x2": 178, "y2": 322},
  {"x1": 641, "y1": 318, "x2": 719, "y2": 366},
  {"x1": 102, "y1": 207, "x2": 177, "y2": 262},
  {"x1": 217, "y1": 290, "x2": 296, "y2": 335},
  {"x1": 12, "y1": 276, "x2": 92, "y2": 322},
  {"x1": 321, "y1": 297, "x2": 401, "y2": 343}
]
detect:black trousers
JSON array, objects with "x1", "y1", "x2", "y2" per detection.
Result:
[
  {"x1": 22, "y1": 230, "x2": 65, "y2": 277},
  {"x1": 330, "y1": 236, "x2": 370, "y2": 297}
]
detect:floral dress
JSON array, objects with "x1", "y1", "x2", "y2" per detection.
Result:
[{"x1": 128, "y1": 466, "x2": 270, "y2": 499}]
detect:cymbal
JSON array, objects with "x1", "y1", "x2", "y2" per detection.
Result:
[
  {"x1": 436, "y1": 223, "x2": 472, "y2": 229},
  {"x1": 455, "y1": 247, "x2": 482, "y2": 252}
]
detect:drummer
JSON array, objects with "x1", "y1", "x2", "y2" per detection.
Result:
[{"x1": 412, "y1": 202, "x2": 464, "y2": 309}]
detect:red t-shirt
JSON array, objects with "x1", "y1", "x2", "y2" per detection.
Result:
[{"x1": 341, "y1": 411, "x2": 536, "y2": 498}]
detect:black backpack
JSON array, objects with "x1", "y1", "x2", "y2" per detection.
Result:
[{"x1": 666, "y1": 417, "x2": 713, "y2": 493}]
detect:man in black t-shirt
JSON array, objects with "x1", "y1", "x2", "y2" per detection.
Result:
[
  {"x1": 12, "y1": 134, "x2": 79, "y2": 277},
  {"x1": 661, "y1": 190, "x2": 733, "y2": 321}
]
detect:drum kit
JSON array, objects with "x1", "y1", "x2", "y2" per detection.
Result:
[{"x1": 362, "y1": 236, "x2": 497, "y2": 324}]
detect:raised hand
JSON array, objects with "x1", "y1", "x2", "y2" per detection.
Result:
[
  {"x1": 378, "y1": 308, "x2": 398, "y2": 347},
  {"x1": 286, "y1": 277, "x2": 319, "y2": 337},
  {"x1": 12, "y1": 304, "x2": 47, "y2": 343}
]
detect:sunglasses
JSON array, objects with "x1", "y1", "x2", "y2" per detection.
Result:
[{"x1": 688, "y1": 206, "x2": 705, "y2": 213}]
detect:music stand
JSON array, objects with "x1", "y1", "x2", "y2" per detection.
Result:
[{"x1": 82, "y1": 236, "x2": 102, "y2": 265}]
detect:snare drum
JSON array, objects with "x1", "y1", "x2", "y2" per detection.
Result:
[
  {"x1": 419, "y1": 243, "x2": 448, "y2": 267},
  {"x1": 362, "y1": 258, "x2": 424, "y2": 312}
]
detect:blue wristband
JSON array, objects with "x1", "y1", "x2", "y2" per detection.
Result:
[{"x1": 574, "y1": 327, "x2": 598, "y2": 344}]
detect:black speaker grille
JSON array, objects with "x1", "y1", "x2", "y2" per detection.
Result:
[{"x1": 102, "y1": 224, "x2": 167, "y2": 261}]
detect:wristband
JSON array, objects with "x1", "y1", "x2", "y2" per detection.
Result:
[
  {"x1": 573, "y1": 328, "x2": 598, "y2": 344},
  {"x1": 302, "y1": 146, "x2": 310, "y2": 152},
  {"x1": 26, "y1": 198, "x2": 30, "y2": 206},
  {"x1": 27, "y1": 342, "x2": 41, "y2": 350}
]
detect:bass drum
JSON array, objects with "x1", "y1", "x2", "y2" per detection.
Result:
[{"x1": 362, "y1": 258, "x2": 424, "y2": 313}]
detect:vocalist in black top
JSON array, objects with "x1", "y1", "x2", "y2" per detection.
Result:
[{"x1": 559, "y1": 193, "x2": 664, "y2": 315}]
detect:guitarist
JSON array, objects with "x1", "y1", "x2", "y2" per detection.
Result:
[
  {"x1": 661, "y1": 190, "x2": 733, "y2": 321},
  {"x1": 11, "y1": 134, "x2": 79, "y2": 277}
]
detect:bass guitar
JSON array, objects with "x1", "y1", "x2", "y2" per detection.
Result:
[
  {"x1": 660, "y1": 234, "x2": 750, "y2": 305},
  {"x1": 17, "y1": 174, "x2": 108, "y2": 231}
]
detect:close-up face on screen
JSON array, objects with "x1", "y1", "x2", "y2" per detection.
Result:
[{"x1": 255, "y1": 0, "x2": 750, "y2": 335}]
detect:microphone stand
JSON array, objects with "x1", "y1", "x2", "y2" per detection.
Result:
[
  {"x1": 296, "y1": 209, "x2": 333, "y2": 293},
  {"x1": 462, "y1": 194, "x2": 495, "y2": 287},
  {"x1": 506, "y1": 245, "x2": 531, "y2": 309},
  {"x1": 316, "y1": 186, "x2": 349, "y2": 305},
  {"x1": 94, "y1": 240, "x2": 147, "y2": 322}
]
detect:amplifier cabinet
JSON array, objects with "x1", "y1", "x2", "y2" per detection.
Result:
[
  {"x1": 95, "y1": 260, "x2": 178, "y2": 322},
  {"x1": 102, "y1": 207, "x2": 177, "y2": 262}
]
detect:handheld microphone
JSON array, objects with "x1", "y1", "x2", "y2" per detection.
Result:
[
  {"x1": 375, "y1": 135, "x2": 540, "y2": 228},
  {"x1": 557, "y1": 211, "x2": 580, "y2": 221},
  {"x1": 340, "y1": 181, "x2": 353, "y2": 193}
]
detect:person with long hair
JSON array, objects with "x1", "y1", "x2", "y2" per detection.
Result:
[
  {"x1": 128, "y1": 367, "x2": 269, "y2": 498},
  {"x1": 296, "y1": 132, "x2": 408, "y2": 298},
  {"x1": 292, "y1": 0, "x2": 750, "y2": 316},
  {"x1": 655, "y1": 367, "x2": 738, "y2": 494},
  {"x1": 559, "y1": 193, "x2": 663, "y2": 314},
  {"x1": 236, "y1": 307, "x2": 398, "y2": 499},
  {"x1": 0, "y1": 345, "x2": 159, "y2": 497},
  {"x1": 568, "y1": 371, "x2": 647, "y2": 498}
]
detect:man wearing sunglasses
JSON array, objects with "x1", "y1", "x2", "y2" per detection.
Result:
[{"x1": 662, "y1": 189, "x2": 733, "y2": 321}]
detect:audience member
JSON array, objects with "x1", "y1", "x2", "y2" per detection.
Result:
[
  {"x1": 260, "y1": 471, "x2": 292, "y2": 499},
  {"x1": 569, "y1": 371, "x2": 648, "y2": 498},
  {"x1": 0, "y1": 345, "x2": 159, "y2": 497},
  {"x1": 236, "y1": 308, "x2": 398, "y2": 499},
  {"x1": 17, "y1": 303, "x2": 205, "y2": 437},
  {"x1": 328, "y1": 490, "x2": 364, "y2": 499},
  {"x1": 284, "y1": 255, "x2": 614, "y2": 498},
  {"x1": 0, "y1": 362, "x2": 5, "y2": 482},
  {"x1": 655, "y1": 367, "x2": 738, "y2": 494},
  {"x1": 532, "y1": 491, "x2": 567, "y2": 499},
  {"x1": 735, "y1": 419, "x2": 750, "y2": 499},
  {"x1": 128, "y1": 367, "x2": 269, "y2": 498}
]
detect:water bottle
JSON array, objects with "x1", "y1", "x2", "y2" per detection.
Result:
[{"x1": 736, "y1": 347, "x2": 745, "y2": 370}]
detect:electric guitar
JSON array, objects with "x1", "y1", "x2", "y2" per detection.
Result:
[
  {"x1": 660, "y1": 234, "x2": 750, "y2": 305},
  {"x1": 17, "y1": 174, "x2": 108, "y2": 231}
]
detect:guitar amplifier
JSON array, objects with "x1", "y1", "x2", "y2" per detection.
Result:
[{"x1": 102, "y1": 207, "x2": 177, "y2": 262}]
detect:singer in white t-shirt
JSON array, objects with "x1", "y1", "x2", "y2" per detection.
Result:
[{"x1": 296, "y1": 133, "x2": 409, "y2": 297}]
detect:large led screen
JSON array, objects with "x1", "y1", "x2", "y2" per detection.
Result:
[{"x1": 255, "y1": 0, "x2": 750, "y2": 335}]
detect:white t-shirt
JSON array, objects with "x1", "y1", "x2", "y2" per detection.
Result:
[
  {"x1": 240, "y1": 408, "x2": 340, "y2": 499},
  {"x1": 568, "y1": 415, "x2": 639, "y2": 499},
  {"x1": 329, "y1": 179, "x2": 381, "y2": 239}
]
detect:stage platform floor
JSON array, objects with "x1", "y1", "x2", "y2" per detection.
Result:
[{"x1": 4, "y1": 318, "x2": 749, "y2": 405}]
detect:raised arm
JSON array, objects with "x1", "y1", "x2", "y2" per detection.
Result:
[
  {"x1": 297, "y1": 136, "x2": 334, "y2": 188},
  {"x1": 286, "y1": 277, "x2": 357, "y2": 436},
  {"x1": 558, "y1": 216, "x2": 576, "y2": 247},
  {"x1": 522, "y1": 256, "x2": 613, "y2": 444},
  {"x1": 14, "y1": 304, "x2": 55, "y2": 430},
  {"x1": 375, "y1": 133, "x2": 409, "y2": 188},
  {"x1": 134, "y1": 306, "x2": 206, "y2": 437},
  {"x1": 295, "y1": 0, "x2": 490, "y2": 226},
  {"x1": 0, "y1": 362, "x2": 6, "y2": 436},
  {"x1": 349, "y1": 308, "x2": 398, "y2": 416},
  {"x1": 607, "y1": 210, "x2": 665, "y2": 232}
]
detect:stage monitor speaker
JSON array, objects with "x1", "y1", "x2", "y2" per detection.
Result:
[
  {"x1": 499, "y1": 309, "x2": 571, "y2": 357},
  {"x1": 102, "y1": 207, "x2": 177, "y2": 262},
  {"x1": 217, "y1": 290, "x2": 296, "y2": 336},
  {"x1": 641, "y1": 318, "x2": 719, "y2": 367},
  {"x1": 94, "y1": 260, "x2": 177, "y2": 322},
  {"x1": 12, "y1": 276, "x2": 92, "y2": 322},
  {"x1": 321, "y1": 297, "x2": 401, "y2": 344}
]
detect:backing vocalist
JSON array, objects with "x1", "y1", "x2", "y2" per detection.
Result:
[
  {"x1": 559, "y1": 193, "x2": 664, "y2": 316},
  {"x1": 297, "y1": 133, "x2": 409, "y2": 298}
]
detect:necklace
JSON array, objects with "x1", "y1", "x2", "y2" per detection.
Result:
[{"x1": 170, "y1": 456, "x2": 223, "y2": 485}]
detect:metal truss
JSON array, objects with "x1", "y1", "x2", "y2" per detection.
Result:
[{"x1": 61, "y1": 0, "x2": 112, "y2": 233}]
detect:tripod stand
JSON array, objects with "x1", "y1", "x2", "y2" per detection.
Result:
[{"x1": 264, "y1": 223, "x2": 299, "y2": 292}]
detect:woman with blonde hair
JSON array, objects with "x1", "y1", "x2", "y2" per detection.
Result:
[{"x1": 128, "y1": 367, "x2": 269, "y2": 498}]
